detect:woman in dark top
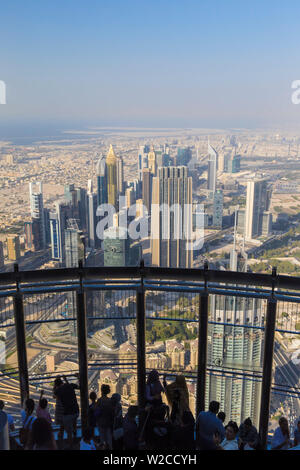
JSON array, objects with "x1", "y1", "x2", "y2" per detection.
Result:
[
  {"x1": 111, "y1": 393, "x2": 123, "y2": 450},
  {"x1": 123, "y1": 406, "x2": 139, "y2": 450},
  {"x1": 145, "y1": 404, "x2": 172, "y2": 450},
  {"x1": 146, "y1": 370, "x2": 164, "y2": 407},
  {"x1": 172, "y1": 410, "x2": 195, "y2": 450},
  {"x1": 53, "y1": 376, "x2": 64, "y2": 441},
  {"x1": 88, "y1": 391, "x2": 97, "y2": 437},
  {"x1": 32, "y1": 418, "x2": 57, "y2": 450},
  {"x1": 95, "y1": 384, "x2": 114, "y2": 450},
  {"x1": 163, "y1": 375, "x2": 190, "y2": 424}
]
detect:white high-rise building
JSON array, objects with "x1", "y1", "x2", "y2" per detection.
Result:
[
  {"x1": 117, "y1": 154, "x2": 124, "y2": 196},
  {"x1": 87, "y1": 179, "x2": 97, "y2": 249},
  {"x1": 207, "y1": 143, "x2": 218, "y2": 193},
  {"x1": 138, "y1": 145, "x2": 149, "y2": 180},
  {"x1": 151, "y1": 166, "x2": 193, "y2": 268}
]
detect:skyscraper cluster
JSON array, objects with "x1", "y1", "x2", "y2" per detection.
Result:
[{"x1": 22, "y1": 143, "x2": 197, "y2": 270}]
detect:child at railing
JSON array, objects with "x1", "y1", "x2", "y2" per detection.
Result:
[
  {"x1": 80, "y1": 427, "x2": 96, "y2": 450},
  {"x1": 36, "y1": 390, "x2": 52, "y2": 425},
  {"x1": 88, "y1": 391, "x2": 97, "y2": 437}
]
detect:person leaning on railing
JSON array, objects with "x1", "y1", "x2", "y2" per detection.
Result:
[
  {"x1": 53, "y1": 376, "x2": 65, "y2": 441},
  {"x1": 53, "y1": 374, "x2": 80, "y2": 449},
  {"x1": 36, "y1": 390, "x2": 52, "y2": 425}
]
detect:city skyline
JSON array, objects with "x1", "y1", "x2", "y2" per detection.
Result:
[{"x1": 0, "y1": 2, "x2": 300, "y2": 451}]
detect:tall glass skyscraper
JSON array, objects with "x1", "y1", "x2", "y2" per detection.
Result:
[
  {"x1": 138, "y1": 145, "x2": 149, "y2": 180},
  {"x1": 50, "y1": 201, "x2": 73, "y2": 263},
  {"x1": 29, "y1": 181, "x2": 46, "y2": 248},
  {"x1": 207, "y1": 294, "x2": 264, "y2": 427},
  {"x1": 212, "y1": 190, "x2": 223, "y2": 228},
  {"x1": 96, "y1": 153, "x2": 108, "y2": 208},
  {"x1": 87, "y1": 180, "x2": 98, "y2": 249},
  {"x1": 65, "y1": 228, "x2": 84, "y2": 336},
  {"x1": 117, "y1": 154, "x2": 124, "y2": 196},
  {"x1": 49, "y1": 211, "x2": 61, "y2": 260}
]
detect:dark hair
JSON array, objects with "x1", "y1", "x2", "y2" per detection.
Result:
[
  {"x1": 0, "y1": 400, "x2": 4, "y2": 410},
  {"x1": 147, "y1": 369, "x2": 159, "y2": 385},
  {"x1": 127, "y1": 406, "x2": 138, "y2": 419},
  {"x1": 101, "y1": 384, "x2": 110, "y2": 396},
  {"x1": 182, "y1": 410, "x2": 195, "y2": 426},
  {"x1": 54, "y1": 376, "x2": 63, "y2": 388},
  {"x1": 89, "y1": 391, "x2": 97, "y2": 401},
  {"x1": 226, "y1": 421, "x2": 239, "y2": 435},
  {"x1": 279, "y1": 417, "x2": 289, "y2": 438},
  {"x1": 173, "y1": 389, "x2": 181, "y2": 401},
  {"x1": 32, "y1": 418, "x2": 55, "y2": 449},
  {"x1": 209, "y1": 401, "x2": 220, "y2": 414},
  {"x1": 279, "y1": 417, "x2": 288, "y2": 425},
  {"x1": 111, "y1": 393, "x2": 121, "y2": 407},
  {"x1": 217, "y1": 411, "x2": 226, "y2": 423},
  {"x1": 25, "y1": 398, "x2": 35, "y2": 414},
  {"x1": 39, "y1": 398, "x2": 48, "y2": 410},
  {"x1": 82, "y1": 427, "x2": 93, "y2": 442},
  {"x1": 152, "y1": 404, "x2": 167, "y2": 421},
  {"x1": 244, "y1": 417, "x2": 252, "y2": 427}
]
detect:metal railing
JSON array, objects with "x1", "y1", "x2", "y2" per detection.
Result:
[{"x1": 1, "y1": 261, "x2": 300, "y2": 449}]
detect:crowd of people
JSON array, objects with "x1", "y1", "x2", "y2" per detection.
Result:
[{"x1": 1, "y1": 369, "x2": 300, "y2": 451}]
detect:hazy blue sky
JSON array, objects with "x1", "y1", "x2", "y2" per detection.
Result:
[{"x1": 1, "y1": 0, "x2": 300, "y2": 130}]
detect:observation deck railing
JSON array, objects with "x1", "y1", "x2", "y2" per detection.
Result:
[{"x1": 1, "y1": 261, "x2": 300, "y2": 449}]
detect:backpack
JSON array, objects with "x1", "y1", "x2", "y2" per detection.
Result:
[{"x1": 19, "y1": 415, "x2": 34, "y2": 447}]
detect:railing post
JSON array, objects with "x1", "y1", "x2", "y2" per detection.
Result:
[
  {"x1": 136, "y1": 259, "x2": 146, "y2": 413},
  {"x1": 259, "y1": 267, "x2": 277, "y2": 450},
  {"x1": 13, "y1": 264, "x2": 29, "y2": 407},
  {"x1": 76, "y1": 260, "x2": 89, "y2": 432},
  {"x1": 196, "y1": 262, "x2": 209, "y2": 419}
]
